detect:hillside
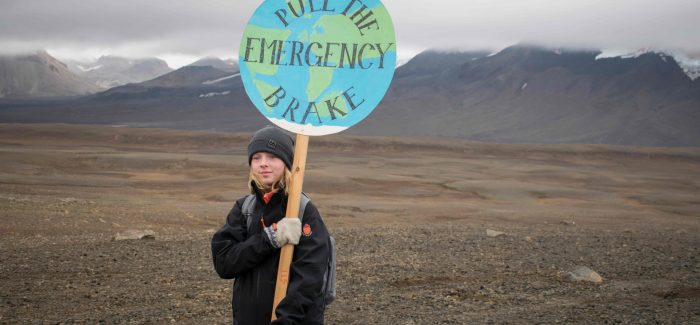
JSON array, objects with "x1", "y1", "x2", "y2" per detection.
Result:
[
  {"x1": 65, "y1": 56, "x2": 173, "y2": 89},
  {"x1": 0, "y1": 51, "x2": 99, "y2": 98},
  {"x1": 1, "y1": 46, "x2": 699, "y2": 146},
  {"x1": 352, "y1": 46, "x2": 700, "y2": 146}
]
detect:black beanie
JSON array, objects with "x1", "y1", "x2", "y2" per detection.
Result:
[{"x1": 248, "y1": 126, "x2": 295, "y2": 170}]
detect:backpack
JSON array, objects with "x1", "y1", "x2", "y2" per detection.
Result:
[{"x1": 242, "y1": 193, "x2": 337, "y2": 305}]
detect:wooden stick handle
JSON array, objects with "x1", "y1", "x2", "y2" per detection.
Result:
[{"x1": 271, "y1": 134, "x2": 309, "y2": 321}]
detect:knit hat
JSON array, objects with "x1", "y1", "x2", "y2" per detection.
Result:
[{"x1": 247, "y1": 126, "x2": 295, "y2": 170}]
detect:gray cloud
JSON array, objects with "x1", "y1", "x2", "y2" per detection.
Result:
[
  {"x1": 1, "y1": 0, "x2": 698, "y2": 66},
  {"x1": 0, "y1": 0, "x2": 256, "y2": 57},
  {"x1": 389, "y1": 0, "x2": 700, "y2": 53}
]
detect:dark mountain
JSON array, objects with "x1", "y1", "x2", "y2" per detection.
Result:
[
  {"x1": 351, "y1": 45, "x2": 700, "y2": 146},
  {"x1": 0, "y1": 51, "x2": 99, "y2": 98},
  {"x1": 394, "y1": 50, "x2": 490, "y2": 79},
  {"x1": 65, "y1": 56, "x2": 173, "y2": 89},
  {"x1": 0, "y1": 64, "x2": 260, "y2": 132},
  {"x1": 1, "y1": 45, "x2": 698, "y2": 146},
  {"x1": 188, "y1": 57, "x2": 239, "y2": 73},
  {"x1": 95, "y1": 65, "x2": 241, "y2": 100}
]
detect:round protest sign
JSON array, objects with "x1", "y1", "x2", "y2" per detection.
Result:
[{"x1": 239, "y1": 0, "x2": 396, "y2": 136}]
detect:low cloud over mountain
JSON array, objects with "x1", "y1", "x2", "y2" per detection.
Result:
[
  {"x1": 0, "y1": 51, "x2": 99, "y2": 98},
  {"x1": 65, "y1": 56, "x2": 173, "y2": 89}
]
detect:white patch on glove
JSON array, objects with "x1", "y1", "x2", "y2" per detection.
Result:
[{"x1": 276, "y1": 218, "x2": 302, "y2": 246}]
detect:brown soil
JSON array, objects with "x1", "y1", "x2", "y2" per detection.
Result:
[{"x1": 1, "y1": 123, "x2": 699, "y2": 324}]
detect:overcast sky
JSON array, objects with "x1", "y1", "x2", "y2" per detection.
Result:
[{"x1": 1, "y1": 0, "x2": 698, "y2": 68}]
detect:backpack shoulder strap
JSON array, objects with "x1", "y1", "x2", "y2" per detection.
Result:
[
  {"x1": 298, "y1": 192, "x2": 310, "y2": 222},
  {"x1": 243, "y1": 192, "x2": 310, "y2": 230},
  {"x1": 241, "y1": 194, "x2": 256, "y2": 231}
]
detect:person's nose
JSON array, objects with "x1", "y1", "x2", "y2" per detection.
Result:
[{"x1": 259, "y1": 156, "x2": 269, "y2": 167}]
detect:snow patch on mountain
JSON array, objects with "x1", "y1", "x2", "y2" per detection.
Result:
[
  {"x1": 202, "y1": 73, "x2": 240, "y2": 85},
  {"x1": 78, "y1": 64, "x2": 103, "y2": 72},
  {"x1": 597, "y1": 48, "x2": 700, "y2": 80},
  {"x1": 673, "y1": 54, "x2": 700, "y2": 81},
  {"x1": 199, "y1": 91, "x2": 231, "y2": 98},
  {"x1": 595, "y1": 49, "x2": 652, "y2": 60}
]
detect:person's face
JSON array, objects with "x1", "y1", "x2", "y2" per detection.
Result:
[{"x1": 251, "y1": 151, "x2": 285, "y2": 190}]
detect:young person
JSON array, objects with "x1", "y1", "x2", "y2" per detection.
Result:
[{"x1": 211, "y1": 126, "x2": 332, "y2": 325}]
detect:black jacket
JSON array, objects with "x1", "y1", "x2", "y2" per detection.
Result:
[{"x1": 212, "y1": 188, "x2": 331, "y2": 325}]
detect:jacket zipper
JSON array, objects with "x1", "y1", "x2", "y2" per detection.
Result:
[
  {"x1": 256, "y1": 269, "x2": 261, "y2": 299},
  {"x1": 256, "y1": 212, "x2": 264, "y2": 300}
]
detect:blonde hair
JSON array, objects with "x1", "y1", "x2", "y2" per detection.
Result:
[{"x1": 249, "y1": 167, "x2": 292, "y2": 195}]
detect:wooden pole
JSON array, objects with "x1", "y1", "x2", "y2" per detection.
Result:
[{"x1": 271, "y1": 133, "x2": 309, "y2": 321}]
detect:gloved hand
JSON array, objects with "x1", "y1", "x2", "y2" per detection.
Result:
[{"x1": 275, "y1": 218, "x2": 302, "y2": 247}]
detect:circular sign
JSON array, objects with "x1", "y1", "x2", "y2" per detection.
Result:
[{"x1": 239, "y1": 0, "x2": 396, "y2": 136}]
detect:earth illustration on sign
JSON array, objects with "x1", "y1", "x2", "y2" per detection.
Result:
[{"x1": 239, "y1": 0, "x2": 397, "y2": 136}]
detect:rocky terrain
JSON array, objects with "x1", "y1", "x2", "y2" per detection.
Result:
[{"x1": 0, "y1": 124, "x2": 698, "y2": 324}]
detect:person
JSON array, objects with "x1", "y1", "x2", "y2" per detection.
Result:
[{"x1": 211, "y1": 126, "x2": 332, "y2": 325}]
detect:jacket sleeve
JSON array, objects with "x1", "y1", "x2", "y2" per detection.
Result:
[
  {"x1": 272, "y1": 202, "x2": 331, "y2": 324},
  {"x1": 211, "y1": 199, "x2": 277, "y2": 279}
]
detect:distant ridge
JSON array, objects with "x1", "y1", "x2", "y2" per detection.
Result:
[
  {"x1": 187, "y1": 57, "x2": 239, "y2": 73},
  {"x1": 0, "y1": 51, "x2": 99, "y2": 98},
  {"x1": 94, "y1": 65, "x2": 240, "y2": 100},
  {"x1": 65, "y1": 56, "x2": 173, "y2": 89},
  {"x1": 1, "y1": 46, "x2": 699, "y2": 147},
  {"x1": 351, "y1": 45, "x2": 700, "y2": 146}
]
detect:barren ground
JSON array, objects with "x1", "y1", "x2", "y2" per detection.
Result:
[{"x1": 0, "y1": 124, "x2": 698, "y2": 324}]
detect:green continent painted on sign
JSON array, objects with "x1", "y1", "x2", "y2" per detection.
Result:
[
  {"x1": 253, "y1": 79, "x2": 280, "y2": 113},
  {"x1": 309, "y1": 12, "x2": 394, "y2": 63},
  {"x1": 307, "y1": 66, "x2": 334, "y2": 104},
  {"x1": 241, "y1": 25, "x2": 292, "y2": 77}
]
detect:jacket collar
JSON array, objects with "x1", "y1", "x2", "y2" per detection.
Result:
[{"x1": 250, "y1": 181, "x2": 288, "y2": 207}]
